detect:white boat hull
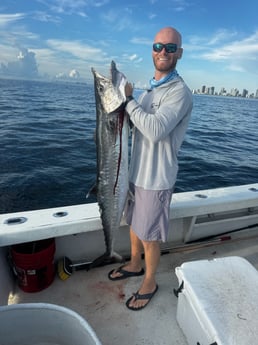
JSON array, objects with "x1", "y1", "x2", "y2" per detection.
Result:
[{"x1": 1, "y1": 183, "x2": 258, "y2": 345}]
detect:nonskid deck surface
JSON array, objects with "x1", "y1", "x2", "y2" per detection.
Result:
[{"x1": 9, "y1": 229, "x2": 258, "y2": 345}]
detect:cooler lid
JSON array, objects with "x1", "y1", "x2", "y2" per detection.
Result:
[{"x1": 175, "y1": 256, "x2": 258, "y2": 344}]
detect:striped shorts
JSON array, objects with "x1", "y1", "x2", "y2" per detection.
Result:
[{"x1": 124, "y1": 183, "x2": 173, "y2": 242}]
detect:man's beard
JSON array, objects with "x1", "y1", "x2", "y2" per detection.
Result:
[{"x1": 153, "y1": 58, "x2": 177, "y2": 73}]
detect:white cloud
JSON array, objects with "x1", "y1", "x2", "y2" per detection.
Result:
[
  {"x1": 0, "y1": 14, "x2": 41, "y2": 78},
  {"x1": 172, "y1": 0, "x2": 190, "y2": 12},
  {"x1": 0, "y1": 13, "x2": 25, "y2": 26},
  {"x1": 33, "y1": 47, "x2": 74, "y2": 76},
  {"x1": 0, "y1": 47, "x2": 39, "y2": 78},
  {"x1": 0, "y1": 13, "x2": 39, "y2": 47},
  {"x1": 207, "y1": 29, "x2": 238, "y2": 45},
  {"x1": 39, "y1": 0, "x2": 109, "y2": 14},
  {"x1": 129, "y1": 54, "x2": 138, "y2": 61},
  {"x1": 33, "y1": 11, "x2": 61, "y2": 24},
  {"x1": 203, "y1": 32, "x2": 258, "y2": 60},
  {"x1": 188, "y1": 30, "x2": 258, "y2": 75},
  {"x1": 69, "y1": 69, "x2": 80, "y2": 78},
  {"x1": 0, "y1": 44, "x2": 18, "y2": 62},
  {"x1": 128, "y1": 54, "x2": 143, "y2": 64},
  {"x1": 92, "y1": 0, "x2": 110, "y2": 7},
  {"x1": 46, "y1": 0, "x2": 88, "y2": 16},
  {"x1": 46, "y1": 39, "x2": 108, "y2": 62},
  {"x1": 227, "y1": 64, "x2": 245, "y2": 72},
  {"x1": 135, "y1": 57, "x2": 143, "y2": 63},
  {"x1": 130, "y1": 37, "x2": 152, "y2": 46},
  {"x1": 101, "y1": 10, "x2": 134, "y2": 32}
]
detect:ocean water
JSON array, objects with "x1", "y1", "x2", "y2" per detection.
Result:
[{"x1": 0, "y1": 78, "x2": 257, "y2": 214}]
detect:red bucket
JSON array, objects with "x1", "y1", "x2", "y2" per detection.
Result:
[{"x1": 11, "y1": 238, "x2": 55, "y2": 293}]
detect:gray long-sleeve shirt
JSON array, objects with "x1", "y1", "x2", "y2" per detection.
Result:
[{"x1": 126, "y1": 76, "x2": 193, "y2": 190}]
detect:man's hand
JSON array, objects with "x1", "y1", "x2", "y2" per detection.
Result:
[{"x1": 125, "y1": 82, "x2": 133, "y2": 97}]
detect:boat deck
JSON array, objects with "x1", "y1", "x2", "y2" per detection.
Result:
[{"x1": 8, "y1": 227, "x2": 258, "y2": 345}]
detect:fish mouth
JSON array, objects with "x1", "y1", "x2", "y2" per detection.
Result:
[
  {"x1": 111, "y1": 61, "x2": 127, "y2": 103},
  {"x1": 91, "y1": 67, "x2": 108, "y2": 84},
  {"x1": 111, "y1": 60, "x2": 118, "y2": 85},
  {"x1": 91, "y1": 61, "x2": 125, "y2": 92},
  {"x1": 90, "y1": 61, "x2": 118, "y2": 90},
  {"x1": 91, "y1": 61, "x2": 127, "y2": 113},
  {"x1": 91, "y1": 61, "x2": 118, "y2": 86}
]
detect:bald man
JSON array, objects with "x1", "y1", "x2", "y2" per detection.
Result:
[{"x1": 109, "y1": 27, "x2": 193, "y2": 311}]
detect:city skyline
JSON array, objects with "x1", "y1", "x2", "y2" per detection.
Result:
[
  {"x1": 0, "y1": 71, "x2": 257, "y2": 98},
  {"x1": 0, "y1": 0, "x2": 257, "y2": 93},
  {"x1": 193, "y1": 85, "x2": 258, "y2": 98}
]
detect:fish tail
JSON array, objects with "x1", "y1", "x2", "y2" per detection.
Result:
[{"x1": 89, "y1": 251, "x2": 124, "y2": 270}]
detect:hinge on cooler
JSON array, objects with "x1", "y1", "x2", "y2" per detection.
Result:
[{"x1": 173, "y1": 281, "x2": 184, "y2": 297}]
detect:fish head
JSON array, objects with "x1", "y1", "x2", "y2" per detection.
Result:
[{"x1": 91, "y1": 61, "x2": 127, "y2": 114}]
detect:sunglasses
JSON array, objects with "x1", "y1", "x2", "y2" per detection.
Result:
[{"x1": 153, "y1": 42, "x2": 177, "y2": 53}]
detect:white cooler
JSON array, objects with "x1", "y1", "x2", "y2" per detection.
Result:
[{"x1": 175, "y1": 256, "x2": 258, "y2": 345}]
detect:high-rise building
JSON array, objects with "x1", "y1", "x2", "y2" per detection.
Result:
[
  {"x1": 219, "y1": 87, "x2": 226, "y2": 96},
  {"x1": 231, "y1": 88, "x2": 239, "y2": 97},
  {"x1": 242, "y1": 89, "x2": 248, "y2": 98}
]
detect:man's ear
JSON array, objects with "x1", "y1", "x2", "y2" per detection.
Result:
[{"x1": 177, "y1": 47, "x2": 183, "y2": 59}]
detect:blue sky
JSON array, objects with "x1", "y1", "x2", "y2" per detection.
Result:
[{"x1": 0, "y1": 0, "x2": 258, "y2": 94}]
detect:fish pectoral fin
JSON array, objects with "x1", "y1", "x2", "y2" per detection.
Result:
[
  {"x1": 89, "y1": 251, "x2": 125, "y2": 270},
  {"x1": 86, "y1": 181, "x2": 98, "y2": 199}
]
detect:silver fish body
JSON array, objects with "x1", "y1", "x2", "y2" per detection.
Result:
[{"x1": 91, "y1": 61, "x2": 129, "y2": 266}]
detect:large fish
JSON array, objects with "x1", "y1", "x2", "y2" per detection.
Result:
[{"x1": 90, "y1": 61, "x2": 129, "y2": 267}]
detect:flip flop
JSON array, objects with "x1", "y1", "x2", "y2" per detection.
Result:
[
  {"x1": 108, "y1": 266, "x2": 144, "y2": 281},
  {"x1": 126, "y1": 285, "x2": 159, "y2": 311}
]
